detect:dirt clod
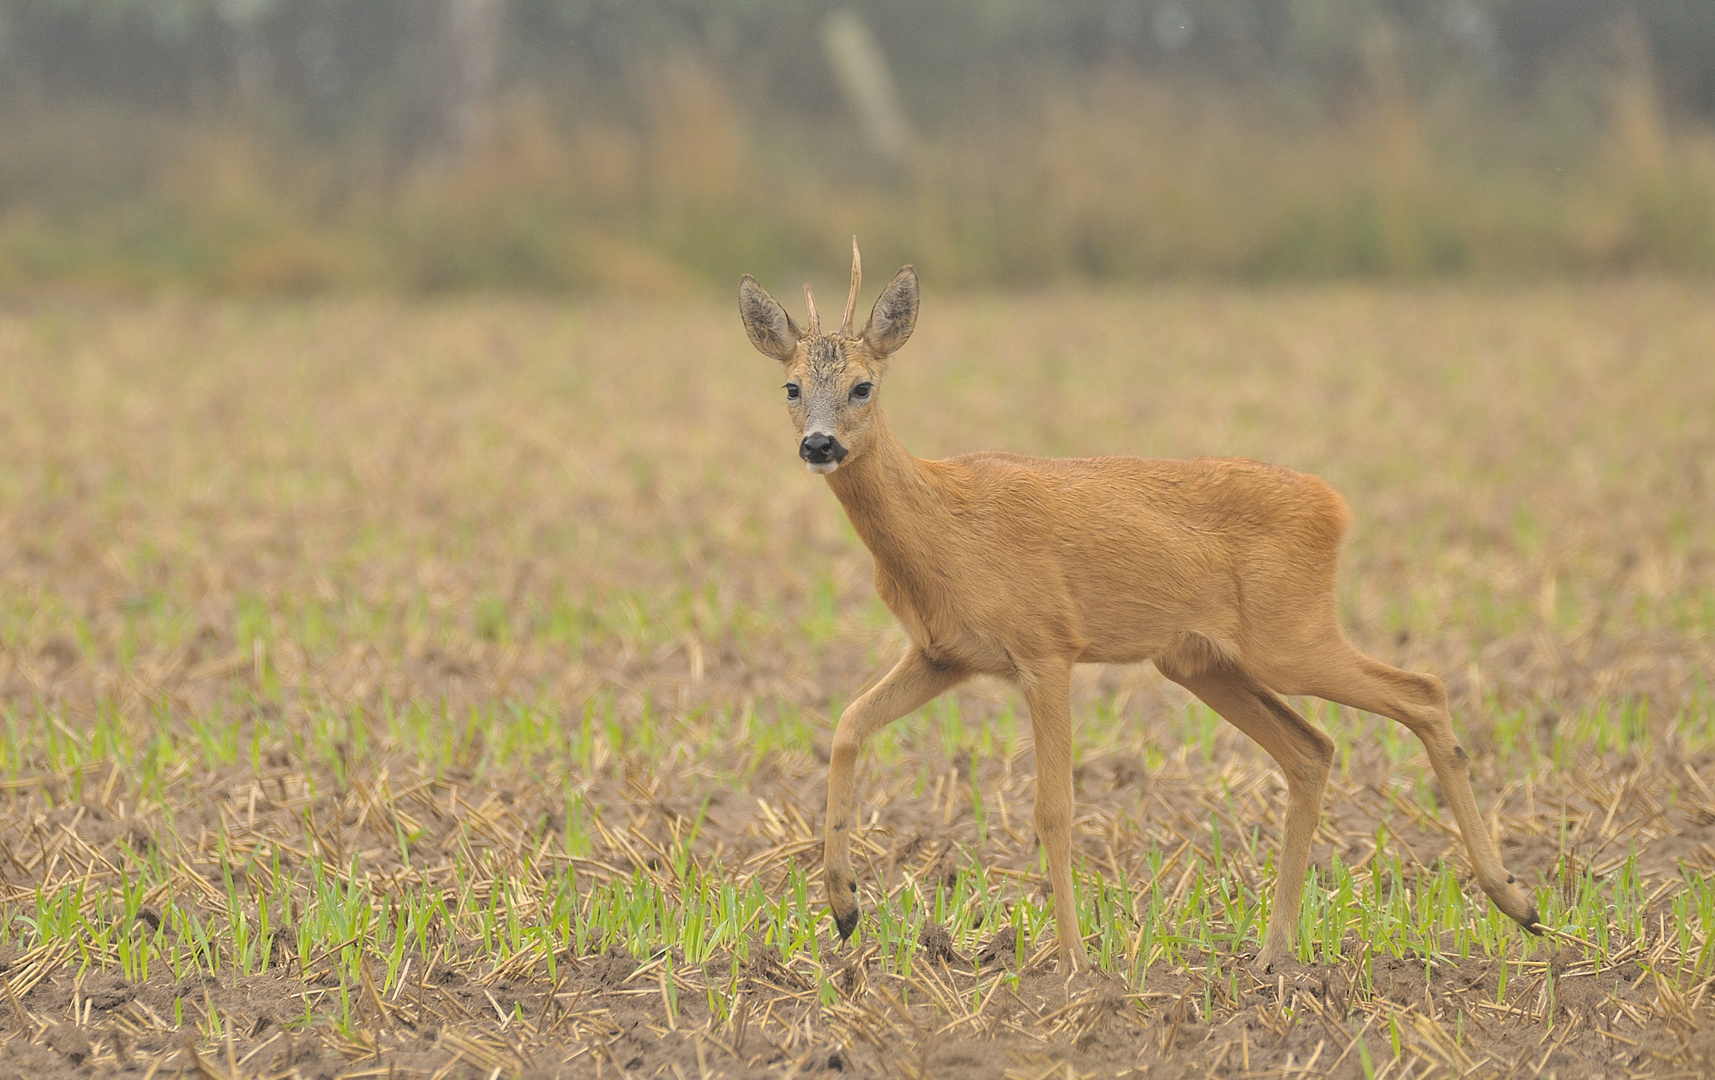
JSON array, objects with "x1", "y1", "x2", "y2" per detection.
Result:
[
  {"x1": 975, "y1": 933, "x2": 1012, "y2": 968},
  {"x1": 45, "y1": 1024, "x2": 89, "y2": 1064},
  {"x1": 918, "y1": 920, "x2": 961, "y2": 965}
]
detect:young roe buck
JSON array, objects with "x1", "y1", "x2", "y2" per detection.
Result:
[{"x1": 738, "y1": 242, "x2": 1542, "y2": 972}]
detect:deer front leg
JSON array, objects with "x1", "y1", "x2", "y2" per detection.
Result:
[
  {"x1": 1020, "y1": 661, "x2": 1086, "y2": 972},
  {"x1": 826, "y1": 646, "x2": 966, "y2": 941}
]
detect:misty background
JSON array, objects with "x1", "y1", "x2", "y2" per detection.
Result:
[{"x1": 2, "y1": 0, "x2": 1713, "y2": 292}]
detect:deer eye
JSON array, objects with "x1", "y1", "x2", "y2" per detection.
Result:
[
  {"x1": 785, "y1": 383, "x2": 800, "y2": 400},
  {"x1": 850, "y1": 382, "x2": 873, "y2": 402}
]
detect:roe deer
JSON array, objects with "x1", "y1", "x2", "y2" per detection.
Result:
[{"x1": 737, "y1": 242, "x2": 1541, "y2": 972}]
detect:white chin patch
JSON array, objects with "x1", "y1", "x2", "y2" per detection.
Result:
[{"x1": 806, "y1": 460, "x2": 840, "y2": 475}]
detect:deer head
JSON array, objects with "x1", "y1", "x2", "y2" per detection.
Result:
[{"x1": 739, "y1": 239, "x2": 918, "y2": 473}]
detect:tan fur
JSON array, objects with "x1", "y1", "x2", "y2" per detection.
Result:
[{"x1": 739, "y1": 248, "x2": 1541, "y2": 972}]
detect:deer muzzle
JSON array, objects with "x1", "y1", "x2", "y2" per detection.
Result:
[{"x1": 800, "y1": 432, "x2": 848, "y2": 469}]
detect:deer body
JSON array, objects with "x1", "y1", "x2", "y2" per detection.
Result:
[
  {"x1": 739, "y1": 244, "x2": 1540, "y2": 972},
  {"x1": 831, "y1": 435, "x2": 1349, "y2": 677}
]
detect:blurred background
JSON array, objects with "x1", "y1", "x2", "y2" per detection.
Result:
[{"x1": 1, "y1": 0, "x2": 1713, "y2": 294}]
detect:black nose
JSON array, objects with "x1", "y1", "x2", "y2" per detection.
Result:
[{"x1": 800, "y1": 433, "x2": 847, "y2": 464}]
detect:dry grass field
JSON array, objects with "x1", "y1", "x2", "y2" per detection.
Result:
[{"x1": 0, "y1": 280, "x2": 1712, "y2": 1079}]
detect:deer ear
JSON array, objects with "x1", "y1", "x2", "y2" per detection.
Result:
[
  {"x1": 739, "y1": 276, "x2": 800, "y2": 362},
  {"x1": 862, "y1": 266, "x2": 918, "y2": 358}
]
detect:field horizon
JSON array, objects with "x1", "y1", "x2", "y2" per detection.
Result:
[{"x1": 0, "y1": 280, "x2": 1711, "y2": 1078}]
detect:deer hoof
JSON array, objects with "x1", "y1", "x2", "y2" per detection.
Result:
[
  {"x1": 1490, "y1": 879, "x2": 1540, "y2": 932},
  {"x1": 1251, "y1": 945, "x2": 1285, "y2": 977},
  {"x1": 1518, "y1": 905, "x2": 1543, "y2": 935},
  {"x1": 833, "y1": 904, "x2": 861, "y2": 941}
]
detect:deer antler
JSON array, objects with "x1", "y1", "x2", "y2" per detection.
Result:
[
  {"x1": 803, "y1": 283, "x2": 821, "y2": 336},
  {"x1": 841, "y1": 237, "x2": 862, "y2": 337}
]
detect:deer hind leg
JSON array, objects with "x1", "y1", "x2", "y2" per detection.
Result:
[
  {"x1": 1018, "y1": 661, "x2": 1085, "y2": 972},
  {"x1": 1294, "y1": 645, "x2": 1540, "y2": 934},
  {"x1": 825, "y1": 646, "x2": 966, "y2": 941},
  {"x1": 1161, "y1": 663, "x2": 1333, "y2": 972}
]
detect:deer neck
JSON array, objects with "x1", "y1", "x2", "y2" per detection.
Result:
[{"x1": 824, "y1": 415, "x2": 948, "y2": 574}]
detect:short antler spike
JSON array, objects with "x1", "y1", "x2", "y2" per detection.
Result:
[
  {"x1": 803, "y1": 283, "x2": 821, "y2": 336},
  {"x1": 841, "y1": 237, "x2": 862, "y2": 337}
]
